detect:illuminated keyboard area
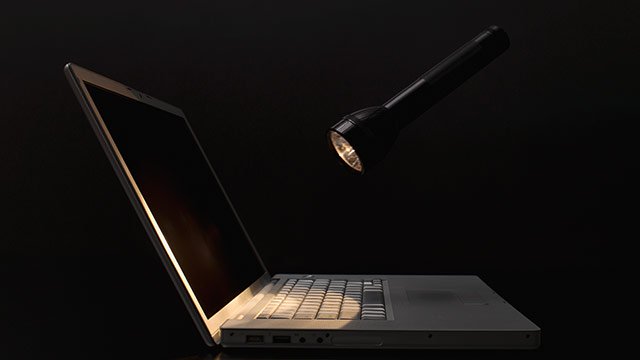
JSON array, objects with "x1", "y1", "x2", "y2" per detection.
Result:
[{"x1": 257, "y1": 279, "x2": 386, "y2": 320}]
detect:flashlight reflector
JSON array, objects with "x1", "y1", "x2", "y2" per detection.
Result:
[{"x1": 329, "y1": 131, "x2": 363, "y2": 173}]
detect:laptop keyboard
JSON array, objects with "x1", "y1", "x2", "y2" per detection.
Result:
[{"x1": 256, "y1": 279, "x2": 386, "y2": 320}]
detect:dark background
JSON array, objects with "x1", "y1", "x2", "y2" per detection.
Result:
[{"x1": 1, "y1": 0, "x2": 637, "y2": 358}]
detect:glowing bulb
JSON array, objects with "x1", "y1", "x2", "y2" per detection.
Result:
[{"x1": 329, "y1": 131, "x2": 363, "y2": 173}]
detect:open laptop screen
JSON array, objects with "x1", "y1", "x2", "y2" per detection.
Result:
[{"x1": 86, "y1": 83, "x2": 265, "y2": 318}]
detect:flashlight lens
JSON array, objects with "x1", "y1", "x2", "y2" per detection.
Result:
[{"x1": 329, "y1": 131, "x2": 363, "y2": 173}]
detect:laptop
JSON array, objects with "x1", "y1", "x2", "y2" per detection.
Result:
[{"x1": 65, "y1": 63, "x2": 540, "y2": 349}]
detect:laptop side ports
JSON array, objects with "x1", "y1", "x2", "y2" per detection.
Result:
[
  {"x1": 246, "y1": 335, "x2": 264, "y2": 343},
  {"x1": 272, "y1": 335, "x2": 291, "y2": 343}
]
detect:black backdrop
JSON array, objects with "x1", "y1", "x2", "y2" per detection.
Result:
[{"x1": 1, "y1": 1, "x2": 636, "y2": 358}]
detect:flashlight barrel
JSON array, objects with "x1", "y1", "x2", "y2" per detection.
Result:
[{"x1": 383, "y1": 25, "x2": 509, "y2": 128}]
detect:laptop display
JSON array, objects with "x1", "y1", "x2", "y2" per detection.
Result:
[{"x1": 86, "y1": 83, "x2": 265, "y2": 317}]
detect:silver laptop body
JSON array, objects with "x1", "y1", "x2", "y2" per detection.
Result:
[{"x1": 65, "y1": 63, "x2": 540, "y2": 349}]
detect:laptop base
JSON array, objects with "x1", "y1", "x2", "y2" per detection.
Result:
[{"x1": 221, "y1": 274, "x2": 540, "y2": 349}]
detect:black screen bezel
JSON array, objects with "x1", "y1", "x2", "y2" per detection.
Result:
[{"x1": 64, "y1": 63, "x2": 271, "y2": 346}]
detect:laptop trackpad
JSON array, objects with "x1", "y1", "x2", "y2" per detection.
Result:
[{"x1": 406, "y1": 290, "x2": 486, "y2": 305}]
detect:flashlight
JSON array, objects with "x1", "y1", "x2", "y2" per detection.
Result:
[{"x1": 328, "y1": 25, "x2": 510, "y2": 174}]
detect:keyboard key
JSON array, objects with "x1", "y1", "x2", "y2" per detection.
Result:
[
  {"x1": 294, "y1": 313, "x2": 315, "y2": 319},
  {"x1": 362, "y1": 308, "x2": 384, "y2": 314},
  {"x1": 362, "y1": 309, "x2": 385, "y2": 315},
  {"x1": 362, "y1": 314, "x2": 386, "y2": 320},
  {"x1": 271, "y1": 314, "x2": 294, "y2": 319},
  {"x1": 317, "y1": 313, "x2": 339, "y2": 320},
  {"x1": 323, "y1": 297, "x2": 342, "y2": 302},
  {"x1": 339, "y1": 311, "x2": 360, "y2": 320}
]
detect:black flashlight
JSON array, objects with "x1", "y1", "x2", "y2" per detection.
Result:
[{"x1": 327, "y1": 25, "x2": 510, "y2": 174}]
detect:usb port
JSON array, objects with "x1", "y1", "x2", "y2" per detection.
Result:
[
  {"x1": 272, "y1": 335, "x2": 291, "y2": 343},
  {"x1": 246, "y1": 335, "x2": 264, "y2": 343}
]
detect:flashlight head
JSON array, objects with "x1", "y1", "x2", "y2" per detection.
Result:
[{"x1": 327, "y1": 106, "x2": 399, "y2": 174}]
